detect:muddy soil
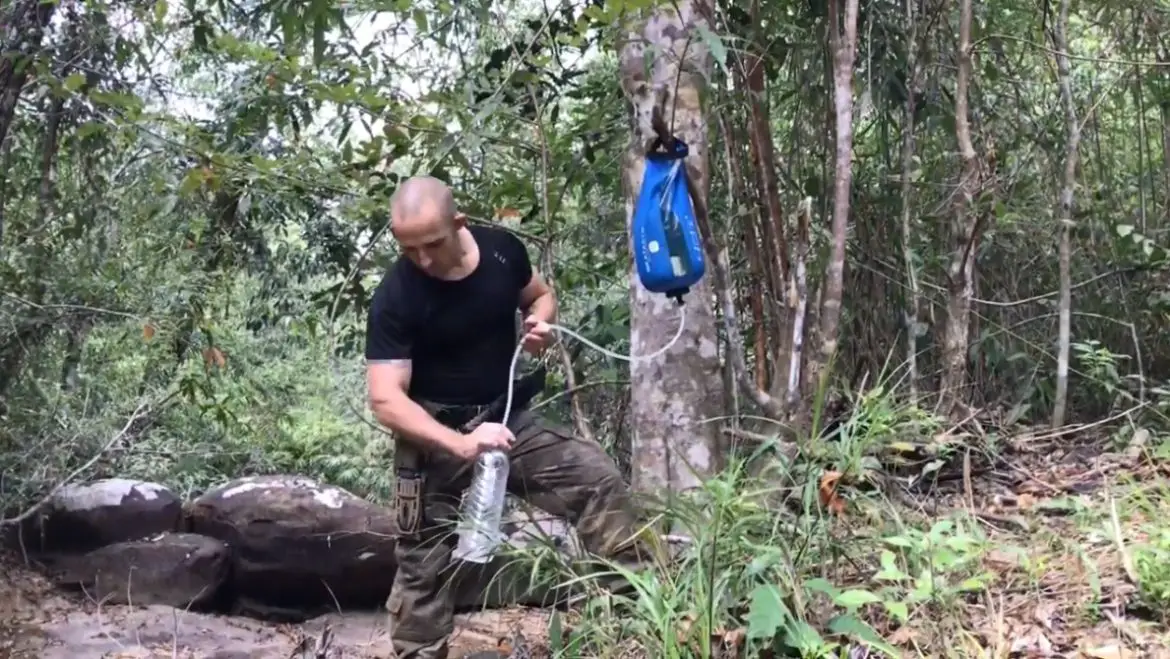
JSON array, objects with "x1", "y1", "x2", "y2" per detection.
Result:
[{"x1": 0, "y1": 553, "x2": 550, "y2": 658}]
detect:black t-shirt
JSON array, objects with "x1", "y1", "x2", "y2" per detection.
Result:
[{"x1": 364, "y1": 225, "x2": 533, "y2": 405}]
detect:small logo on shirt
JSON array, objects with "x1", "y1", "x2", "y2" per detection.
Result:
[{"x1": 493, "y1": 251, "x2": 508, "y2": 266}]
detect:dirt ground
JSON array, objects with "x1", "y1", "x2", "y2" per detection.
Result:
[
  {"x1": 5, "y1": 426, "x2": 1170, "y2": 658},
  {"x1": 0, "y1": 554, "x2": 552, "y2": 658},
  {"x1": 878, "y1": 423, "x2": 1170, "y2": 657}
]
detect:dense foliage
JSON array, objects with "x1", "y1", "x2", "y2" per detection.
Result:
[{"x1": 2, "y1": 0, "x2": 1168, "y2": 654}]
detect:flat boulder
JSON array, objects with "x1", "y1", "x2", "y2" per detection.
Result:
[
  {"x1": 29, "y1": 478, "x2": 182, "y2": 554},
  {"x1": 187, "y1": 475, "x2": 397, "y2": 620},
  {"x1": 48, "y1": 532, "x2": 230, "y2": 609}
]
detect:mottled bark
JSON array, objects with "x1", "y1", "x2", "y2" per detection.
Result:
[
  {"x1": 618, "y1": 2, "x2": 724, "y2": 495},
  {"x1": 940, "y1": 0, "x2": 980, "y2": 415},
  {"x1": 816, "y1": 0, "x2": 859, "y2": 383},
  {"x1": 785, "y1": 200, "x2": 811, "y2": 412},
  {"x1": 1159, "y1": 41, "x2": 1170, "y2": 220},
  {"x1": 1051, "y1": 0, "x2": 1080, "y2": 428},
  {"x1": 900, "y1": 0, "x2": 922, "y2": 403},
  {"x1": 1131, "y1": 23, "x2": 1149, "y2": 232}
]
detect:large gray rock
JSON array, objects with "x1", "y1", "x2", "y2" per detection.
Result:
[
  {"x1": 187, "y1": 475, "x2": 397, "y2": 620},
  {"x1": 30, "y1": 478, "x2": 182, "y2": 554},
  {"x1": 49, "y1": 532, "x2": 230, "y2": 609}
]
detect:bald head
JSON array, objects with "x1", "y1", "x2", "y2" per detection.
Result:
[
  {"x1": 389, "y1": 176, "x2": 469, "y2": 278},
  {"x1": 390, "y1": 175, "x2": 456, "y2": 230}
]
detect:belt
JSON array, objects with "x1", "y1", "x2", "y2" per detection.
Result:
[
  {"x1": 391, "y1": 366, "x2": 548, "y2": 537},
  {"x1": 425, "y1": 402, "x2": 496, "y2": 431},
  {"x1": 395, "y1": 365, "x2": 549, "y2": 473}
]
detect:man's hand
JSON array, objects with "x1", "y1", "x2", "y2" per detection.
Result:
[
  {"x1": 450, "y1": 422, "x2": 515, "y2": 461},
  {"x1": 521, "y1": 315, "x2": 553, "y2": 356}
]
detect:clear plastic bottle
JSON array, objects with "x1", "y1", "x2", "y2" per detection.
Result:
[{"x1": 453, "y1": 449, "x2": 510, "y2": 564}]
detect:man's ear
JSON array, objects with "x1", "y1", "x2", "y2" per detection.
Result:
[{"x1": 453, "y1": 211, "x2": 468, "y2": 229}]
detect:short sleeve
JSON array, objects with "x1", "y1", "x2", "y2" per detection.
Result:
[
  {"x1": 364, "y1": 269, "x2": 414, "y2": 362},
  {"x1": 499, "y1": 230, "x2": 534, "y2": 291}
]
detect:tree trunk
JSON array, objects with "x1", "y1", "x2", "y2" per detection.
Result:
[
  {"x1": 940, "y1": 0, "x2": 980, "y2": 415},
  {"x1": 786, "y1": 199, "x2": 812, "y2": 412},
  {"x1": 0, "y1": 0, "x2": 57, "y2": 150},
  {"x1": 900, "y1": 0, "x2": 922, "y2": 404},
  {"x1": 1158, "y1": 40, "x2": 1170, "y2": 220},
  {"x1": 815, "y1": 0, "x2": 860, "y2": 387},
  {"x1": 618, "y1": 1, "x2": 725, "y2": 495},
  {"x1": 1050, "y1": 0, "x2": 1080, "y2": 428},
  {"x1": 1131, "y1": 22, "x2": 1149, "y2": 233},
  {"x1": 706, "y1": 111, "x2": 789, "y2": 425},
  {"x1": 738, "y1": 1, "x2": 792, "y2": 397}
]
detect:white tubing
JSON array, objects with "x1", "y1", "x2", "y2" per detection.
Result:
[{"x1": 500, "y1": 303, "x2": 687, "y2": 428}]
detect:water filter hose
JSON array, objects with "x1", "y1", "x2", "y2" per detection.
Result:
[
  {"x1": 501, "y1": 305, "x2": 687, "y2": 429},
  {"x1": 451, "y1": 304, "x2": 688, "y2": 563}
]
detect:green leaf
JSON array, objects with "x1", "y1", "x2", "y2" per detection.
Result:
[
  {"x1": 1116, "y1": 224, "x2": 1134, "y2": 237},
  {"x1": 745, "y1": 584, "x2": 789, "y2": 639},
  {"x1": 884, "y1": 536, "x2": 914, "y2": 548},
  {"x1": 875, "y1": 549, "x2": 907, "y2": 581},
  {"x1": 413, "y1": 8, "x2": 429, "y2": 33},
  {"x1": 153, "y1": 0, "x2": 168, "y2": 22},
  {"x1": 802, "y1": 577, "x2": 840, "y2": 599},
  {"x1": 547, "y1": 611, "x2": 562, "y2": 654},
  {"x1": 89, "y1": 90, "x2": 142, "y2": 111},
  {"x1": 281, "y1": 11, "x2": 298, "y2": 53},
  {"x1": 157, "y1": 194, "x2": 179, "y2": 219},
  {"x1": 62, "y1": 72, "x2": 87, "y2": 92},
  {"x1": 833, "y1": 589, "x2": 881, "y2": 610},
  {"x1": 696, "y1": 23, "x2": 728, "y2": 71},
  {"x1": 313, "y1": 10, "x2": 328, "y2": 66},
  {"x1": 75, "y1": 121, "x2": 105, "y2": 139},
  {"x1": 884, "y1": 600, "x2": 909, "y2": 622},
  {"x1": 784, "y1": 620, "x2": 825, "y2": 653},
  {"x1": 179, "y1": 168, "x2": 205, "y2": 196},
  {"x1": 828, "y1": 614, "x2": 902, "y2": 657}
]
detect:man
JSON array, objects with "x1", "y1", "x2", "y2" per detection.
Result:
[{"x1": 364, "y1": 176, "x2": 643, "y2": 659}]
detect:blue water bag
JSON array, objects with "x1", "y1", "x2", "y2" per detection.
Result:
[{"x1": 631, "y1": 139, "x2": 707, "y2": 300}]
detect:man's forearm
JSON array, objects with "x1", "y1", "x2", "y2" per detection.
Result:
[
  {"x1": 525, "y1": 290, "x2": 557, "y2": 324},
  {"x1": 371, "y1": 393, "x2": 463, "y2": 456}
]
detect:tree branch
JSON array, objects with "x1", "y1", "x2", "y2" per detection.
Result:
[{"x1": 0, "y1": 399, "x2": 161, "y2": 527}]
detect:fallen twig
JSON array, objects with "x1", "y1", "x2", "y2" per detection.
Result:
[
  {"x1": 1014, "y1": 403, "x2": 1149, "y2": 444},
  {"x1": 1107, "y1": 490, "x2": 1138, "y2": 585},
  {"x1": 720, "y1": 427, "x2": 799, "y2": 458},
  {"x1": 289, "y1": 621, "x2": 335, "y2": 658}
]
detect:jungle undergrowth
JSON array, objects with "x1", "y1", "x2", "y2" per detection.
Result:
[
  {"x1": 496, "y1": 373, "x2": 1170, "y2": 659},
  {"x1": 480, "y1": 374, "x2": 997, "y2": 659}
]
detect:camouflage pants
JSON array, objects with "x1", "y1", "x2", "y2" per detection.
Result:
[{"x1": 385, "y1": 408, "x2": 644, "y2": 659}]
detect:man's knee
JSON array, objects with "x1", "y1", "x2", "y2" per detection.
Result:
[
  {"x1": 589, "y1": 469, "x2": 635, "y2": 516},
  {"x1": 568, "y1": 469, "x2": 640, "y2": 554}
]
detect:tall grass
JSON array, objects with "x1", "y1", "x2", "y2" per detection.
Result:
[{"x1": 496, "y1": 377, "x2": 997, "y2": 658}]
